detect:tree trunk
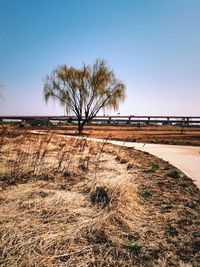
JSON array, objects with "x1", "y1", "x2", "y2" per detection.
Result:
[
  {"x1": 78, "y1": 120, "x2": 84, "y2": 135},
  {"x1": 181, "y1": 124, "x2": 184, "y2": 135}
]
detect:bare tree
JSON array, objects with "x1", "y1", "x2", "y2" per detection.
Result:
[{"x1": 44, "y1": 59, "x2": 126, "y2": 134}]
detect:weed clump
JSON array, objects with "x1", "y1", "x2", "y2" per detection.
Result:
[
  {"x1": 79, "y1": 162, "x2": 88, "y2": 171},
  {"x1": 143, "y1": 162, "x2": 159, "y2": 173},
  {"x1": 0, "y1": 175, "x2": 16, "y2": 186},
  {"x1": 139, "y1": 190, "x2": 152, "y2": 199},
  {"x1": 125, "y1": 243, "x2": 143, "y2": 254},
  {"x1": 127, "y1": 163, "x2": 134, "y2": 170},
  {"x1": 187, "y1": 201, "x2": 198, "y2": 209},
  {"x1": 63, "y1": 171, "x2": 71, "y2": 177},
  {"x1": 165, "y1": 225, "x2": 179, "y2": 237},
  {"x1": 168, "y1": 170, "x2": 180, "y2": 179},
  {"x1": 39, "y1": 174, "x2": 51, "y2": 181},
  {"x1": 90, "y1": 187, "x2": 111, "y2": 208},
  {"x1": 151, "y1": 163, "x2": 160, "y2": 171}
]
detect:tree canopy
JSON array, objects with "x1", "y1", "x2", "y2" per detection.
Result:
[{"x1": 44, "y1": 59, "x2": 126, "y2": 134}]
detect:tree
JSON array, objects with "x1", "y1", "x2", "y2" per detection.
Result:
[{"x1": 44, "y1": 59, "x2": 126, "y2": 135}]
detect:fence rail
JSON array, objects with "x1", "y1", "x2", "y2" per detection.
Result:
[{"x1": 1, "y1": 115, "x2": 200, "y2": 125}]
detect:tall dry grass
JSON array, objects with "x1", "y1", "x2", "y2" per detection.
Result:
[
  {"x1": 0, "y1": 130, "x2": 146, "y2": 266},
  {"x1": 0, "y1": 128, "x2": 199, "y2": 266}
]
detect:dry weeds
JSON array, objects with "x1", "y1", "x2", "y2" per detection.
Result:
[
  {"x1": 39, "y1": 124, "x2": 200, "y2": 146},
  {"x1": 0, "y1": 129, "x2": 199, "y2": 266}
]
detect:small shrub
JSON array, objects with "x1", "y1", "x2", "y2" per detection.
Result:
[
  {"x1": 151, "y1": 163, "x2": 160, "y2": 171},
  {"x1": 79, "y1": 162, "x2": 88, "y2": 172},
  {"x1": 186, "y1": 201, "x2": 198, "y2": 209},
  {"x1": 139, "y1": 190, "x2": 152, "y2": 199},
  {"x1": 39, "y1": 174, "x2": 50, "y2": 181},
  {"x1": 165, "y1": 225, "x2": 179, "y2": 236},
  {"x1": 143, "y1": 162, "x2": 159, "y2": 173},
  {"x1": 59, "y1": 255, "x2": 70, "y2": 262},
  {"x1": 127, "y1": 163, "x2": 134, "y2": 170},
  {"x1": 63, "y1": 171, "x2": 71, "y2": 177},
  {"x1": 164, "y1": 165, "x2": 171, "y2": 170},
  {"x1": 168, "y1": 170, "x2": 180, "y2": 179},
  {"x1": 125, "y1": 243, "x2": 143, "y2": 254},
  {"x1": 0, "y1": 175, "x2": 16, "y2": 186},
  {"x1": 90, "y1": 187, "x2": 111, "y2": 208}
]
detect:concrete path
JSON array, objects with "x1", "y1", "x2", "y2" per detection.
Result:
[{"x1": 31, "y1": 131, "x2": 200, "y2": 189}]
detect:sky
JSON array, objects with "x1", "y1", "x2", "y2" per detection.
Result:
[{"x1": 0, "y1": 0, "x2": 200, "y2": 116}]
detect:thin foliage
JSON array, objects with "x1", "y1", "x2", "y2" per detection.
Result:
[{"x1": 44, "y1": 59, "x2": 126, "y2": 134}]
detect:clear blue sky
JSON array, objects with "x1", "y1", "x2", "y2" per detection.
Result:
[{"x1": 0, "y1": 0, "x2": 200, "y2": 116}]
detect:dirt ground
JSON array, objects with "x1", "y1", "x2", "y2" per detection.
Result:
[
  {"x1": 30, "y1": 124, "x2": 200, "y2": 146},
  {"x1": 0, "y1": 129, "x2": 199, "y2": 266},
  {"x1": 71, "y1": 124, "x2": 200, "y2": 146},
  {"x1": 2, "y1": 123, "x2": 200, "y2": 146}
]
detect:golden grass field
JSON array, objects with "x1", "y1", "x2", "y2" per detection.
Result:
[{"x1": 0, "y1": 127, "x2": 200, "y2": 266}]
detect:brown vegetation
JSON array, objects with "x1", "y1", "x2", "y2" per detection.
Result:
[
  {"x1": 0, "y1": 129, "x2": 199, "y2": 266},
  {"x1": 3, "y1": 123, "x2": 200, "y2": 146},
  {"x1": 43, "y1": 59, "x2": 125, "y2": 134},
  {"x1": 64, "y1": 124, "x2": 200, "y2": 146}
]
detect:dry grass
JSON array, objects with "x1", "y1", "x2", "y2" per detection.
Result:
[
  {"x1": 0, "y1": 129, "x2": 199, "y2": 266},
  {"x1": 40, "y1": 124, "x2": 200, "y2": 146},
  {"x1": 2, "y1": 123, "x2": 200, "y2": 146}
]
